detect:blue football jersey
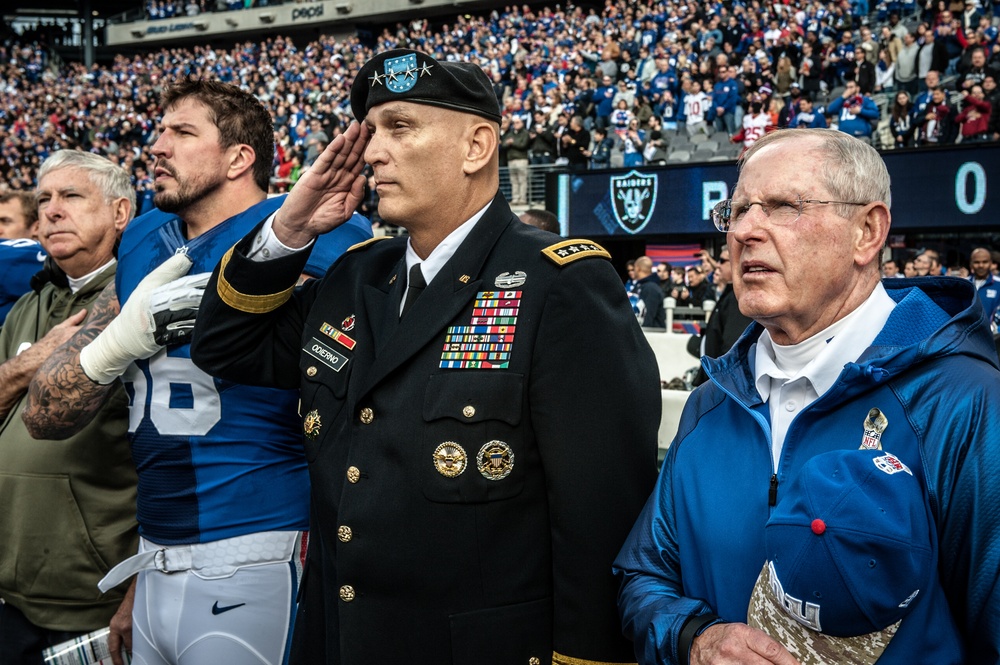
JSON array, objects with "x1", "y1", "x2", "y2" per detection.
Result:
[
  {"x1": 0, "y1": 239, "x2": 46, "y2": 324},
  {"x1": 115, "y1": 197, "x2": 321, "y2": 544}
]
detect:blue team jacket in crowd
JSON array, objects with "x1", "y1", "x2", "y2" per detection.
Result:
[{"x1": 614, "y1": 277, "x2": 1000, "y2": 664}]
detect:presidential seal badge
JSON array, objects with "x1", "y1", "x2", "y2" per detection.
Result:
[
  {"x1": 384, "y1": 53, "x2": 418, "y2": 93},
  {"x1": 610, "y1": 170, "x2": 658, "y2": 234},
  {"x1": 860, "y1": 407, "x2": 888, "y2": 450},
  {"x1": 477, "y1": 440, "x2": 514, "y2": 481},
  {"x1": 303, "y1": 410, "x2": 322, "y2": 440},
  {"x1": 433, "y1": 442, "x2": 468, "y2": 478}
]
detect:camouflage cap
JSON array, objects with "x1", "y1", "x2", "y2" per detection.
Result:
[
  {"x1": 350, "y1": 49, "x2": 501, "y2": 124},
  {"x1": 747, "y1": 449, "x2": 935, "y2": 664}
]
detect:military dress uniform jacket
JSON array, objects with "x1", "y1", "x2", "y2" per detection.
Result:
[{"x1": 191, "y1": 193, "x2": 661, "y2": 665}]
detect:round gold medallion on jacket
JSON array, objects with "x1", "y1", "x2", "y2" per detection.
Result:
[
  {"x1": 303, "y1": 410, "x2": 321, "y2": 440},
  {"x1": 339, "y1": 585, "x2": 355, "y2": 602},
  {"x1": 477, "y1": 440, "x2": 514, "y2": 481},
  {"x1": 359, "y1": 407, "x2": 374, "y2": 424},
  {"x1": 337, "y1": 525, "x2": 353, "y2": 542},
  {"x1": 433, "y1": 442, "x2": 468, "y2": 478}
]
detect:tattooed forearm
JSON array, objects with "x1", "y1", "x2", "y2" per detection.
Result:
[{"x1": 22, "y1": 282, "x2": 122, "y2": 440}]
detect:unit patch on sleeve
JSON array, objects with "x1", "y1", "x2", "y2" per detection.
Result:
[
  {"x1": 541, "y1": 239, "x2": 611, "y2": 266},
  {"x1": 440, "y1": 290, "x2": 521, "y2": 369}
]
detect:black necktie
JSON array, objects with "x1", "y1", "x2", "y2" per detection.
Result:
[{"x1": 401, "y1": 262, "x2": 426, "y2": 318}]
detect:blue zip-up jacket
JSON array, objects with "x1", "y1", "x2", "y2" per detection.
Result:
[
  {"x1": 970, "y1": 272, "x2": 1000, "y2": 322},
  {"x1": 614, "y1": 277, "x2": 1000, "y2": 664},
  {"x1": 711, "y1": 79, "x2": 740, "y2": 116},
  {"x1": 826, "y1": 94, "x2": 880, "y2": 137}
]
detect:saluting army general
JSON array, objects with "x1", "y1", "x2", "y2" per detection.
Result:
[{"x1": 191, "y1": 48, "x2": 660, "y2": 665}]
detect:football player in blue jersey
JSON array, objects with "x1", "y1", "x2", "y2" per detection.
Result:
[
  {"x1": 0, "y1": 191, "x2": 43, "y2": 325},
  {"x1": 23, "y1": 79, "x2": 371, "y2": 665},
  {"x1": 0, "y1": 238, "x2": 46, "y2": 326}
]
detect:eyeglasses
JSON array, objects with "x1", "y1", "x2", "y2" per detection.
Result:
[{"x1": 710, "y1": 196, "x2": 869, "y2": 232}]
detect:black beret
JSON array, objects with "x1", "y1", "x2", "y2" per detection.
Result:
[{"x1": 350, "y1": 49, "x2": 501, "y2": 124}]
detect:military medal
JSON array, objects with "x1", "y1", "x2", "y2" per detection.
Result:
[
  {"x1": 433, "y1": 442, "x2": 468, "y2": 478},
  {"x1": 303, "y1": 410, "x2": 322, "y2": 440},
  {"x1": 440, "y1": 291, "x2": 522, "y2": 369},
  {"x1": 477, "y1": 440, "x2": 514, "y2": 480},
  {"x1": 341, "y1": 314, "x2": 356, "y2": 332},
  {"x1": 320, "y1": 322, "x2": 357, "y2": 351}
]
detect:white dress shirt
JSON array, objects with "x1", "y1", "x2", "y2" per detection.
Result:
[
  {"x1": 249, "y1": 204, "x2": 492, "y2": 315},
  {"x1": 752, "y1": 282, "x2": 897, "y2": 470}
]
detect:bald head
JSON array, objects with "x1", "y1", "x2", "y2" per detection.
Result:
[
  {"x1": 635, "y1": 256, "x2": 654, "y2": 278},
  {"x1": 971, "y1": 247, "x2": 992, "y2": 280}
]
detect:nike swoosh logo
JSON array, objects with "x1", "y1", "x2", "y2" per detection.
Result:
[{"x1": 211, "y1": 601, "x2": 246, "y2": 615}]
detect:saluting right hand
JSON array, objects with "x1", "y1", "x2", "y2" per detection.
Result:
[{"x1": 273, "y1": 121, "x2": 370, "y2": 249}]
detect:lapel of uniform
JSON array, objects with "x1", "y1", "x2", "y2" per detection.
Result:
[
  {"x1": 363, "y1": 255, "x2": 407, "y2": 354},
  {"x1": 359, "y1": 194, "x2": 515, "y2": 396}
]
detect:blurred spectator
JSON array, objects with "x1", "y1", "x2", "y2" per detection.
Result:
[
  {"x1": 960, "y1": 47, "x2": 999, "y2": 91},
  {"x1": 914, "y1": 251, "x2": 934, "y2": 275},
  {"x1": 984, "y1": 75, "x2": 1000, "y2": 141},
  {"x1": 643, "y1": 116, "x2": 669, "y2": 165},
  {"x1": 712, "y1": 66, "x2": 741, "y2": 135},
  {"x1": 904, "y1": 259, "x2": 918, "y2": 276},
  {"x1": 891, "y1": 91, "x2": 917, "y2": 146},
  {"x1": 851, "y1": 45, "x2": 878, "y2": 94},
  {"x1": 656, "y1": 263, "x2": 672, "y2": 294},
  {"x1": 591, "y1": 74, "x2": 617, "y2": 129},
  {"x1": 882, "y1": 258, "x2": 904, "y2": 277},
  {"x1": 681, "y1": 79, "x2": 711, "y2": 136},
  {"x1": 678, "y1": 265, "x2": 713, "y2": 308},
  {"x1": 686, "y1": 245, "x2": 753, "y2": 386},
  {"x1": 527, "y1": 111, "x2": 556, "y2": 166},
  {"x1": 827, "y1": 80, "x2": 881, "y2": 139},
  {"x1": 875, "y1": 48, "x2": 898, "y2": 93},
  {"x1": 732, "y1": 99, "x2": 774, "y2": 150},
  {"x1": 502, "y1": 115, "x2": 530, "y2": 205},
  {"x1": 302, "y1": 118, "x2": 328, "y2": 167},
  {"x1": 0, "y1": 191, "x2": 38, "y2": 240},
  {"x1": 632, "y1": 256, "x2": 666, "y2": 329},
  {"x1": 519, "y1": 208, "x2": 559, "y2": 234},
  {"x1": 895, "y1": 32, "x2": 921, "y2": 95},
  {"x1": 955, "y1": 85, "x2": 993, "y2": 142},
  {"x1": 588, "y1": 126, "x2": 614, "y2": 168},
  {"x1": 562, "y1": 115, "x2": 591, "y2": 170},
  {"x1": 915, "y1": 86, "x2": 957, "y2": 144},
  {"x1": 969, "y1": 247, "x2": 1000, "y2": 322},
  {"x1": 791, "y1": 97, "x2": 829, "y2": 128},
  {"x1": 621, "y1": 118, "x2": 646, "y2": 167}
]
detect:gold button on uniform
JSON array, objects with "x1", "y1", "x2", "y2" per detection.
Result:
[
  {"x1": 462, "y1": 405, "x2": 476, "y2": 418},
  {"x1": 528, "y1": 658, "x2": 540, "y2": 665},
  {"x1": 359, "y1": 407, "x2": 374, "y2": 424},
  {"x1": 306, "y1": 366, "x2": 317, "y2": 377},
  {"x1": 338, "y1": 525, "x2": 353, "y2": 542},
  {"x1": 339, "y1": 585, "x2": 355, "y2": 602},
  {"x1": 347, "y1": 466, "x2": 360, "y2": 483}
]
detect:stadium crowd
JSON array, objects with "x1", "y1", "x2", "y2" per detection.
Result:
[{"x1": 3, "y1": 0, "x2": 1000, "y2": 202}]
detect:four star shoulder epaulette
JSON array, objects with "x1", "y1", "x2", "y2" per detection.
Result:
[
  {"x1": 541, "y1": 239, "x2": 611, "y2": 266},
  {"x1": 346, "y1": 237, "x2": 390, "y2": 253}
]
